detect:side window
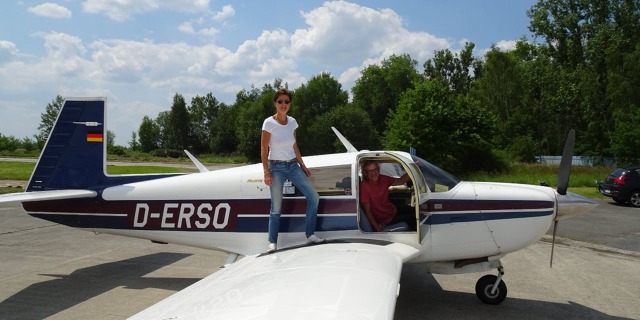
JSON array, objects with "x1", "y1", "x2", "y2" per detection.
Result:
[{"x1": 309, "y1": 165, "x2": 353, "y2": 196}]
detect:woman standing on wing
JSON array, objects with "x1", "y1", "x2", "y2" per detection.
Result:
[{"x1": 261, "y1": 88, "x2": 325, "y2": 252}]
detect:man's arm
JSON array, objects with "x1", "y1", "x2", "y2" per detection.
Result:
[{"x1": 393, "y1": 173, "x2": 411, "y2": 186}]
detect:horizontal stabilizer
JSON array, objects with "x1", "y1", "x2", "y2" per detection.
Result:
[{"x1": 0, "y1": 189, "x2": 97, "y2": 206}]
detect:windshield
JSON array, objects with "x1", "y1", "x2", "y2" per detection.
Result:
[{"x1": 411, "y1": 155, "x2": 459, "y2": 192}]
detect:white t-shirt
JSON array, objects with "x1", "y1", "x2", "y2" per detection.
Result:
[{"x1": 262, "y1": 116, "x2": 298, "y2": 160}]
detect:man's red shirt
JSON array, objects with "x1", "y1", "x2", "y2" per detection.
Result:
[{"x1": 360, "y1": 175, "x2": 397, "y2": 225}]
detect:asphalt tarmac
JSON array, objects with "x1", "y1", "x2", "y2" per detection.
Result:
[{"x1": 0, "y1": 201, "x2": 638, "y2": 320}]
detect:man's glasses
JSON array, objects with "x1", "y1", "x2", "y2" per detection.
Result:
[
  {"x1": 364, "y1": 168, "x2": 379, "y2": 174},
  {"x1": 276, "y1": 100, "x2": 290, "y2": 105}
]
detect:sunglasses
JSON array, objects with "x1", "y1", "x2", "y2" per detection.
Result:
[{"x1": 276, "y1": 100, "x2": 290, "y2": 105}]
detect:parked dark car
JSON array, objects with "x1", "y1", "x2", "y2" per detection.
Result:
[{"x1": 597, "y1": 166, "x2": 640, "y2": 207}]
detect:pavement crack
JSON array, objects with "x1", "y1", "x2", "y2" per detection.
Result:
[{"x1": 0, "y1": 224, "x2": 59, "y2": 236}]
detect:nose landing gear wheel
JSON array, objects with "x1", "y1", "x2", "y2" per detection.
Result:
[{"x1": 475, "y1": 274, "x2": 507, "y2": 304}]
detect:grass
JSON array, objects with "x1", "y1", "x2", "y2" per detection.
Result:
[
  {"x1": 0, "y1": 161, "x2": 196, "y2": 180},
  {"x1": 0, "y1": 186, "x2": 24, "y2": 195},
  {"x1": 1, "y1": 149, "x2": 249, "y2": 164},
  {"x1": 0, "y1": 162, "x2": 197, "y2": 194},
  {"x1": 106, "y1": 153, "x2": 248, "y2": 164},
  {"x1": 570, "y1": 187, "x2": 607, "y2": 200},
  {"x1": 466, "y1": 163, "x2": 612, "y2": 200},
  {"x1": 466, "y1": 163, "x2": 610, "y2": 188},
  {"x1": 0, "y1": 150, "x2": 40, "y2": 157},
  {"x1": 0, "y1": 162, "x2": 35, "y2": 180},
  {"x1": 107, "y1": 166, "x2": 197, "y2": 174}
]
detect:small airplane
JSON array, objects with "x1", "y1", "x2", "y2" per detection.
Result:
[{"x1": 0, "y1": 98, "x2": 598, "y2": 319}]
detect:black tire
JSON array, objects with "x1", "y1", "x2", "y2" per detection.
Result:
[
  {"x1": 629, "y1": 191, "x2": 640, "y2": 207},
  {"x1": 475, "y1": 275, "x2": 507, "y2": 305}
]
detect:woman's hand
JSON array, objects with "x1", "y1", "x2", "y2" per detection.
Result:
[
  {"x1": 301, "y1": 165, "x2": 311, "y2": 177},
  {"x1": 264, "y1": 172, "x2": 273, "y2": 186}
]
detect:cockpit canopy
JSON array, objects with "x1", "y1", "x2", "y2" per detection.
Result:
[{"x1": 410, "y1": 155, "x2": 459, "y2": 192}]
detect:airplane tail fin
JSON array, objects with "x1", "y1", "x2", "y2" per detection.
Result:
[{"x1": 27, "y1": 98, "x2": 108, "y2": 192}]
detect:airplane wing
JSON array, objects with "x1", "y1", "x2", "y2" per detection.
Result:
[
  {"x1": 0, "y1": 190, "x2": 97, "y2": 206},
  {"x1": 130, "y1": 242, "x2": 420, "y2": 320}
]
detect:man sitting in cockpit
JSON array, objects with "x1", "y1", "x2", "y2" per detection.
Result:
[{"x1": 359, "y1": 160, "x2": 412, "y2": 232}]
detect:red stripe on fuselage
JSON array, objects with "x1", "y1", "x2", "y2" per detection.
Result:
[
  {"x1": 22, "y1": 198, "x2": 358, "y2": 231},
  {"x1": 421, "y1": 199, "x2": 555, "y2": 212},
  {"x1": 22, "y1": 198, "x2": 357, "y2": 215}
]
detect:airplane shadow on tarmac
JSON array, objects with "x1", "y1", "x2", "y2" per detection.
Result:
[
  {"x1": 394, "y1": 264, "x2": 629, "y2": 320},
  {"x1": 0, "y1": 252, "x2": 198, "y2": 320},
  {"x1": 0, "y1": 252, "x2": 629, "y2": 320}
]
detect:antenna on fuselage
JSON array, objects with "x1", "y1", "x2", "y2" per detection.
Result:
[
  {"x1": 184, "y1": 150, "x2": 210, "y2": 173},
  {"x1": 331, "y1": 127, "x2": 358, "y2": 153}
]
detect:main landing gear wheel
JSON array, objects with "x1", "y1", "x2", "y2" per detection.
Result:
[{"x1": 475, "y1": 266, "x2": 507, "y2": 305}]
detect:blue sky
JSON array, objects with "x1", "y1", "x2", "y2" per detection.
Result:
[{"x1": 0, "y1": 1, "x2": 537, "y2": 146}]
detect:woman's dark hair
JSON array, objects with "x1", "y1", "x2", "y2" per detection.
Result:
[{"x1": 273, "y1": 88, "x2": 292, "y2": 102}]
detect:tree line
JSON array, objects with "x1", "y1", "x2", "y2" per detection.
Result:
[{"x1": 3, "y1": 0, "x2": 639, "y2": 175}]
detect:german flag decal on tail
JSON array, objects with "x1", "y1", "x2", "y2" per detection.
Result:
[{"x1": 87, "y1": 132, "x2": 103, "y2": 142}]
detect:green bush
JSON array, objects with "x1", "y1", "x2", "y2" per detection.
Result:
[
  {"x1": 108, "y1": 145, "x2": 128, "y2": 156},
  {"x1": 507, "y1": 135, "x2": 540, "y2": 163},
  {"x1": 150, "y1": 149, "x2": 184, "y2": 158}
]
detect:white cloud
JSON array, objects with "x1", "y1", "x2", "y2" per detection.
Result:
[
  {"x1": 82, "y1": 0, "x2": 211, "y2": 21},
  {"x1": 0, "y1": 33, "x2": 91, "y2": 96},
  {"x1": 338, "y1": 66, "x2": 361, "y2": 93},
  {"x1": 0, "y1": 41, "x2": 19, "y2": 62},
  {"x1": 28, "y1": 3, "x2": 72, "y2": 19},
  {"x1": 1, "y1": 2, "x2": 461, "y2": 145},
  {"x1": 495, "y1": 40, "x2": 517, "y2": 51},
  {"x1": 291, "y1": 1, "x2": 450, "y2": 69},
  {"x1": 197, "y1": 27, "x2": 219, "y2": 39},
  {"x1": 215, "y1": 29, "x2": 291, "y2": 77},
  {"x1": 477, "y1": 40, "x2": 519, "y2": 57},
  {"x1": 178, "y1": 21, "x2": 196, "y2": 34},
  {"x1": 42, "y1": 32, "x2": 87, "y2": 59},
  {"x1": 178, "y1": 18, "x2": 220, "y2": 40},
  {"x1": 41, "y1": 32, "x2": 89, "y2": 77},
  {"x1": 212, "y1": 5, "x2": 235, "y2": 22},
  {"x1": 88, "y1": 39, "x2": 233, "y2": 87}
]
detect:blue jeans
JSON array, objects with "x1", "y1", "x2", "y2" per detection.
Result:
[{"x1": 268, "y1": 161, "x2": 320, "y2": 244}]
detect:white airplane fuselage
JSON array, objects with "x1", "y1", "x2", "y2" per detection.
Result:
[
  {"x1": 23, "y1": 151, "x2": 566, "y2": 271},
  {"x1": 11, "y1": 97, "x2": 598, "y2": 278}
]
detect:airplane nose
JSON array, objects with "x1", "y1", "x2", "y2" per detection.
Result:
[{"x1": 555, "y1": 192, "x2": 599, "y2": 221}]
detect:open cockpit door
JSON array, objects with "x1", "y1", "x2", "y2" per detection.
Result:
[
  {"x1": 355, "y1": 151, "x2": 429, "y2": 242},
  {"x1": 390, "y1": 152, "x2": 430, "y2": 205}
]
